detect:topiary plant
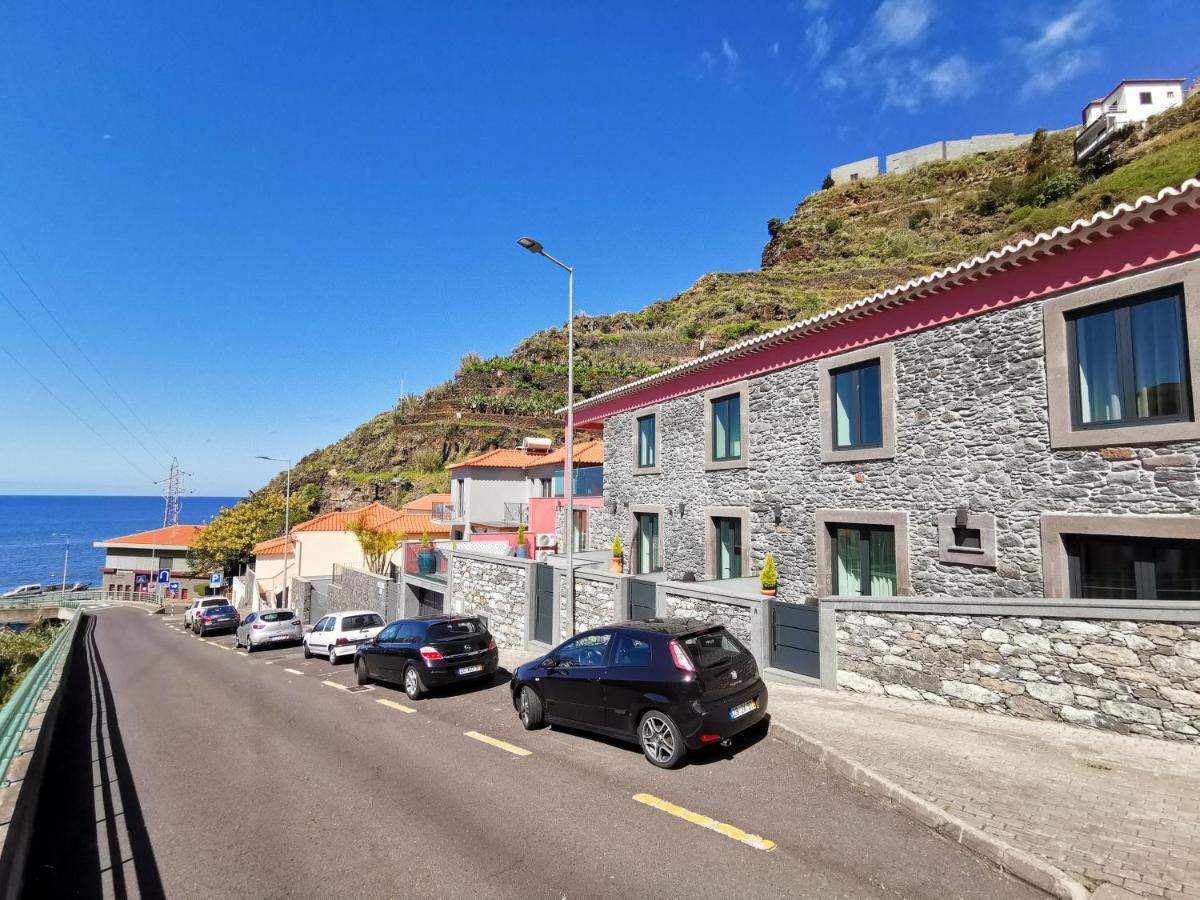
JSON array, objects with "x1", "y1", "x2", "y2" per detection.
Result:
[
  {"x1": 760, "y1": 552, "x2": 778, "y2": 591},
  {"x1": 421, "y1": 530, "x2": 431, "y2": 549},
  {"x1": 516, "y1": 523, "x2": 526, "y2": 545},
  {"x1": 612, "y1": 534, "x2": 623, "y2": 558}
]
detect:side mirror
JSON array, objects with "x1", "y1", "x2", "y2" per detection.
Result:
[{"x1": 539, "y1": 657, "x2": 557, "y2": 670}]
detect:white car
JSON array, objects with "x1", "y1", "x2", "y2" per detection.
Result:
[
  {"x1": 184, "y1": 596, "x2": 230, "y2": 627},
  {"x1": 303, "y1": 610, "x2": 386, "y2": 665}
]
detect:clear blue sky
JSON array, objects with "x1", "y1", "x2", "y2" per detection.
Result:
[{"x1": 1, "y1": 1, "x2": 1195, "y2": 496}]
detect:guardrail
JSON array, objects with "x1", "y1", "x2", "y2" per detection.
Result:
[{"x1": 0, "y1": 611, "x2": 81, "y2": 786}]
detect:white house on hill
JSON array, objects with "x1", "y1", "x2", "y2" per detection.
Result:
[{"x1": 1076, "y1": 78, "x2": 1186, "y2": 162}]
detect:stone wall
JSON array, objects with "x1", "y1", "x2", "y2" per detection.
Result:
[
  {"x1": 830, "y1": 156, "x2": 880, "y2": 185},
  {"x1": 836, "y1": 610, "x2": 1200, "y2": 742},
  {"x1": 558, "y1": 572, "x2": 618, "y2": 638},
  {"x1": 663, "y1": 591, "x2": 753, "y2": 645},
  {"x1": 600, "y1": 274, "x2": 1200, "y2": 605},
  {"x1": 451, "y1": 555, "x2": 527, "y2": 649},
  {"x1": 329, "y1": 566, "x2": 390, "y2": 616}
]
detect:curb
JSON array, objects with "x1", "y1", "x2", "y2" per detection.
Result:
[{"x1": 767, "y1": 719, "x2": 1091, "y2": 900}]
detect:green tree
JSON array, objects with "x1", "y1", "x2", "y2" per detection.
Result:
[
  {"x1": 349, "y1": 517, "x2": 405, "y2": 575},
  {"x1": 0, "y1": 623, "x2": 59, "y2": 706},
  {"x1": 188, "y1": 485, "x2": 318, "y2": 577}
]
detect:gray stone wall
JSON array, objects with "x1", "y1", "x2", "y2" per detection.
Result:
[
  {"x1": 557, "y1": 572, "x2": 617, "y2": 638},
  {"x1": 836, "y1": 610, "x2": 1200, "y2": 743},
  {"x1": 663, "y1": 592, "x2": 753, "y2": 645},
  {"x1": 451, "y1": 555, "x2": 527, "y2": 649},
  {"x1": 329, "y1": 567, "x2": 390, "y2": 616},
  {"x1": 601, "y1": 294, "x2": 1200, "y2": 604}
]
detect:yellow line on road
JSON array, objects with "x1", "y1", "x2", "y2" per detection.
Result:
[
  {"x1": 283, "y1": 668, "x2": 304, "y2": 675},
  {"x1": 464, "y1": 731, "x2": 531, "y2": 757},
  {"x1": 321, "y1": 680, "x2": 350, "y2": 691},
  {"x1": 632, "y1": 793, "x2": 776, "y2": 852},
  {"x1": 376, "y1": 699, "x2": 415, "y2": 714}
]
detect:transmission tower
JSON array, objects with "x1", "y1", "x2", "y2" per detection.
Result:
[{"x1": 159, "y1": 458, "x2": 190, "y2": 527}]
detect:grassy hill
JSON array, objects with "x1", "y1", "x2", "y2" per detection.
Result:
[{"x1": 268, "y1": 92, "x2": 1200, "y2": 511}]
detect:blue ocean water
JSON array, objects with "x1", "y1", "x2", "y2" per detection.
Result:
[{"x1": 0, "y1": 496, "x2": 239, "y2": 593}]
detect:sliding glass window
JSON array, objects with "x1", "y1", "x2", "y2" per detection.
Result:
[
  {"x1": 634, "y1": 512, "x2": 661, "y2": 574},
  {"x1": 1066, "y1": 535, "x2": 1200, "y2": 601},
  {"x1": 831, "y1": 524, "x2": 897, "y2": 597}
]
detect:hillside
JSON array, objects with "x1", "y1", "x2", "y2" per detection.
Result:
[{"x1": 268, "y1": 92, "x2": 1200, "y2": 512}]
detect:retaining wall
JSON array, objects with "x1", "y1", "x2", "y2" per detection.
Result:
[
  {"x1": 450, "y1": 552, "x2": 530, "y2": 649},
  {"x1": 556, "y1": 570, "x2": 620, "y2": 640},
  {"x1": 830, "y1": 156, "x2": 880, "y2": 185}
]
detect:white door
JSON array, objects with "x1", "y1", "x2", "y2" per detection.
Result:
[{"x1": 308, "y1": 617, "x2": 332, "y2": 651}]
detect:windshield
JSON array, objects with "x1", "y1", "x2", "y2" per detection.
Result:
[
  {"x1": 682, "y1": 628, "x2": 748, "y2": 669},
  {"x1": 426, "y1": 619, "x2": 485, "y2": 641}
]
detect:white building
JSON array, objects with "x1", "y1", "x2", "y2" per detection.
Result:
[{"x1": 1076, "y1": 78, "x2": 1186, "y2": 162}]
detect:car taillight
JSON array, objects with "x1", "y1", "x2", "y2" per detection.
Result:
[
  {"x1": 669, "y1": 639, "x2": 696, "y2": 673},
  {"x1": 252, "y1": 623, "x2": 265, "y2": 630},
  {"x1": 487, "y1": 638, "x2": 497, "y2": 651},
  {"x1": 203, "y1": 617, "x2": 213, "y2": 624},
  {"x1": 335, "y1": 637, "x2": 349, "y2": 646},
  {"x1": 420, "y1": 646, "x2": 442, "y2": 661},
  {"x1": 700, "y1": 733, "x2": 721, "y2": 744}
]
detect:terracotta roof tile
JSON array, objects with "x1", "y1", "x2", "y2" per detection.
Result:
[
  {"x1": 446, "y1": 448, "x2": 545, "y2": 470},
  {"x1": 538, "y1": 440, "x2": 604, "y2": 466},
  {"x1": 98, "y1": 525, "x2": 204, "y2": 548},
  {"x1": 401, "y1": 493, "x2": 452, "y2": 512},
  {"x1": 290, "y1": 502, "x2": 406, "y2": 533},
  {"x1": 252, "y1": 536, "x2": 296, "y2": 557}
]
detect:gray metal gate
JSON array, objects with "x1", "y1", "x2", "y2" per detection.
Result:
[
  {"x1": 534, "y1": 564, "x2": 554, "y2": 644},
  {"x1": 629, "y1": 578, "x2": 657, "y2": 621},
  {"x1": 417, "y1": 587, "x2": 445, "y2": 616},
  {"x1": 771, "y1": 601, "x2": 820, "y2": 678}
]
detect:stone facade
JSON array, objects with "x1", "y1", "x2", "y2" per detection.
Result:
[
  {"x1": 837, "y1": 610, "x2": 1200, "y2": 742},
  {"x1": 600, "y1": 281, "x2": 1200, "y2": 605},
  {"x1": 451, "y1": 555, "x2": 528, "y2": 649},
  {"x1": 557, "y1": 572, "x2": 618, "y2": 639},
  {"x1": 663, "y1": 591, "x2": 753, "y2": 646},
  {"x1": 328, "y1": 566, "x2": 391, "y2": 616}
]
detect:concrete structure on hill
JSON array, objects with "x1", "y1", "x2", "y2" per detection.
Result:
[
  {"x1": 1075, "y1": 78, "x2": 1186, "y2": 163},
  {"x1": 94, "y1": 525, "x2": 206, "y2": 600},
  {"x1": 827, "y1": 132, "x2": 1035, "y2": 185}
]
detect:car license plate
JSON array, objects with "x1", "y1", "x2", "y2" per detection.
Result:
[
  {"x1": 729, "y1": 700, "x2": 757, "y2": 720},
  {"x1": 456, "y1": 664, "x2": 483, "y2": 676}
]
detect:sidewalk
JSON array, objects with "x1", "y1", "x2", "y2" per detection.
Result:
[{"x1": 764, "y1": 677, "x2": 1200, "y2": 899}]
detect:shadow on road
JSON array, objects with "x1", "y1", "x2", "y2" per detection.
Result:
[
  {"x1": 23, "y1": 614, "x2": 166, "y2": 900},
  {"x1": 547, "y1": 715, "x2": 772, "y2": 767}
]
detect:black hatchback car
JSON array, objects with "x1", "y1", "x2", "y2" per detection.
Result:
[
  {"x1": 192, "y1": 604, "x2": 240, "y2": 637},
  {"x1": 510, "y1": 619, "x2": 768, "y2": 768},
  {"x1": 354, "y1": 615, "x2": 499, "y2": 699}
]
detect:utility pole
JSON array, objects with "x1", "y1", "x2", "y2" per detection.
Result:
[{"x1": 60, "y1": 537, "x2": 69, "y2": 597}]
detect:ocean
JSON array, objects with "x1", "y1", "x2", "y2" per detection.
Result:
[{"x1": 0, "y1": 496, "x2": 240, "y2": 593}]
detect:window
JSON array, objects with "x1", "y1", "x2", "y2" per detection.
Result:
[
  {"x1": 314, "y1": 617, "x2": 331, "y2": 632},
  {"x1": 704, "y1": 383, "x2": 748, "y2": 470},
  {"x1": 261, "y1": 611, "x2": 295, "y2": 622},
  {"x1": 1139, "y1": 91, "x2": 1153, "y2": 104},
  {"x1": 682, "y1": 629, "x2": 748, "y2": 669},
  {"x1": 637, "y1": 414, "x2": 657, "y2": 468},
  {"x1": 831, "y1": 524, "x2": 897, "y2": 597},
  {"x1": 713, "y1": 516, "x2": 743, "y2": 579},
  {"x1": 555, "y1": 632, "x2": 612, "y2": 668},
  {"x1": 831, "y1": 359, "x2": 883, "y2": 450},
  {"x1": 611, "y1": 635, "x2": 652, "y2": 667},
  {"x1": 1068, "y1": 288, "x2": 1191, "y2": 429},
  {"x1": 427, "y1": 618, "x2": 485, "y2": 641},
  {"x1": 936, "y1": 512, "x2": 997, "y2": 567},
  {"x1": 376, "y1": 622, "x2": 401, "y2": 642},
  {"x1": 849, "y1": 173, "x2": 859, "y2": 182},
  {"x1": 634, "y1": 512, "x2": 661, "y2": 574},
  {"x1": 1066, "y1": 535, "x2": 1200, "y2": 600},
  {"x1": 711, "y1": 394, "x2": 742, "y2": 461},
  {"x1": 572, "y1": 509, "x2": 588, "y2": 552}
]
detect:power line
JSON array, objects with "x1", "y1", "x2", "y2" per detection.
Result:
[
  {"x1": 1, "y1": 346, "x2": 157, "y2": 484},
  {"x1": 0, "y1": 243, "x2": 173, "y2": 458},
  {"x1": 0, "y1": 283, "x2": 166, "y2": 470}
]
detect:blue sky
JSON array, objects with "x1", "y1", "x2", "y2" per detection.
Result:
[{"x1": 1, "y1": 0, "x2": 1195, "y2": 496}]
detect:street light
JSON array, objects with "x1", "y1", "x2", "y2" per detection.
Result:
[
  {"x1": 256, "y1": 455, "x2": 293, "y2": 609},
  {"x1": 517, "y1": 236, "x2": 577, "y2": 636}
]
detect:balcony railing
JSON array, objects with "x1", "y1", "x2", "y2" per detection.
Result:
[
  {"x1": 1074, "y1": 112, "x2": 1127, "y2": 162},
  {"x1": 431, "y1": 502, "x2": 462, "y2": 522},
  {"x1": 550, "y1": 466, "x2": 604, "y2": 498},
  {"x1": 403, "y1": 542, "x2": 450, "y2": 582},
  {"x1": 503, "y1": 502, "x2": 529, "y2": 525}
]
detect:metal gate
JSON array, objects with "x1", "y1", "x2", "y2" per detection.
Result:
[
  {"x1": 771, "y1": 601, "x2": 820, "y2": 678},
  {"x1": 533, "y1": 564, "x2": 554, "y2": 644},
  {"x1": 417, "y1": 587, "x2": 445, "y2": 616},
  {"x1": 628, "y1": 578, "x2": 657, "y2": 621}
]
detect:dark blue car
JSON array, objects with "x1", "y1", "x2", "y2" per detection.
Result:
[{"x1": 355, "y1": 615, "x2": 499, "y2": 699}]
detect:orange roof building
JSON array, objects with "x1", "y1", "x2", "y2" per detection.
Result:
[{"x1": 94, "y1": 524, "x2": 208, "y2": 598}]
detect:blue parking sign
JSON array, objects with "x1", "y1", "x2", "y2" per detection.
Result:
[{"x1": 209, "y1": 571, "x2": 223, "y2": 588}]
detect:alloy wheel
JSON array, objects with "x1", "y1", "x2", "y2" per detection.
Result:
[
  {"x1": 520, "y1": 690, "x2": 530, "y2": 725},
  {"x1": 406, "y1": 667, "x2": 418, "y2": 696},
  {"x1": 640, "y1": 715, "x2": 675, "y2": 764}
]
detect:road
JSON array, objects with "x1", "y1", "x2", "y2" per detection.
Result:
[{"x1": 23, "y1": 609, "x2": 1044, "y2": 899}]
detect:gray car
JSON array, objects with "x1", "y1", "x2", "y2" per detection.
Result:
[{"x1": 235, "y1": 609, "x2": 304, "y2": 652}]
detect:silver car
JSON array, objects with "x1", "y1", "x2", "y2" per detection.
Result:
[{"x1": 235, "y1": 609, "x2": 303, "y2": 652}]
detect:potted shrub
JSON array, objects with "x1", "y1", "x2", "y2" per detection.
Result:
[
  {"x1": 514, "y1": 524, "x2": 529, "y2": 558},
  {"x1": 610, "y1": 534, "x2": 624, "y2": 573},
  {"x1": 760, "y1": 552, "x2": 778, "y2": 597},
  {"x1": 417, "y1": 531, "x2": 436, "y2": 575}
]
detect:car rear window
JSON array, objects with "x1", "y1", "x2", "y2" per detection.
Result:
[
  {"x1": 341, "y1": 614, "x2": 384, "y2": 631},
  {"x1": 207, "y1": 606, "x2": 234, "y2": 616},
  {"x1": 426, "y1": 619, "x2": 485, "y2": 641},
  {"x1": 261, "y1": 611, "x2": 295, "y2": 623},
  {"x1": 682, "y1": 628, "x2": 747, "y2": 669}
]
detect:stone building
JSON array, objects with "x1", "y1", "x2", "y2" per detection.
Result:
[{"x1": 557, "y1": 179, "x2": 1200, "y2": 742}]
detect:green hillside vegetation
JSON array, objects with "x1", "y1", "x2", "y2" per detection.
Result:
[{"x1": 239, "y1": 92, "x2": 1199, "y2": 531}]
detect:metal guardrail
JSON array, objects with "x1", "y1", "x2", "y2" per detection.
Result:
[{"x1": 0, "y1": 608, "x2": 81, "y2": 786}]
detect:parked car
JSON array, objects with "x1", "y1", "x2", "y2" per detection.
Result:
[
  {"x1": 192, "y1": 603, "x2": 240, "y2": 637},
  {"x1": 355, "y1": 615, "x2": 498, "y2": 699},
  {"x1": 303, "y1": 610, "x2": 386, "y2": 665},
  {"x1": 1, "y1": 583, "x2": 43, "y2": 599},
  {"x1": 184, "y1": 596, "x2": 230, "y2": 627},
  {"x1": 236, "y1": 609, "x2": 303, "y2": 651},
  {"x1": 510, "y1": 620, "x2": 768, "y2": 768}
]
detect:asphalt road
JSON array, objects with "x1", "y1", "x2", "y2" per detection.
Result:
[{"x1": 24, "y1": 609, "x2": 1044, "y2": 899}]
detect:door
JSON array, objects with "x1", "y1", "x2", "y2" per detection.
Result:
[
  {"x1": 417, "y1": 588, "x2": 444, "y2": 616},
  {"x1": 540, "y1": 632, "x2": 612, "y2": 727},
  {"x1": 772, "y1": 601, "x2": 820, "y2": 678},
  {"x1": 713, "y1": 516, "x2": 743, "y2": 579},
  {"x1": 308, "y1": 616, "x2": 331, "y2": 652},
  {"x1": 534, "y1": 564, "x2": 554, "y2": 644},
  {"x1": 633, "y1": 512, "x2": 660, "y2": 575},
  {"x1": 603, "y1": 632, "x2": 655, "y2": 737},
  {"x1": 367, "y1": 622, "x2": 405, "y2": 681},
  {"x1": 628, "y1": 578, "x2": 657, "y2": 621}
]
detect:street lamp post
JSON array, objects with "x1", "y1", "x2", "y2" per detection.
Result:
[
  {"x1": 256, "y1": 455, "x2": 293, "y2": 609},
  {"x1": 517, "y1": 237, "x2": 576, "y2": 637}
]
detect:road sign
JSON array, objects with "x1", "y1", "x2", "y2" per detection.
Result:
[
  {"x1": 209, "y1": 571, "x2": 223, "y2": 588},
  {"x1": 136, "y1": 574, "x2": 148, "y2": 584},
  {"x1": 169, "y1": 581, "x2": 179, "y2": 592},
  {"x1": 158, "y1": 569, "x2": 170, "y2": 584}
]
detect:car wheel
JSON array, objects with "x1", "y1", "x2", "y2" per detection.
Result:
[
  {"x1": 355, "y1": 658, "x2": 371, "y2": 686},
  {"x1": 518, "y1": 686, "x2": 544, "y2": 730},
  {"x1": 639, "y1": 711, "x2": 686, "y2": 769},
  {"x1": 245, "y1": 638, "x2": 255, "y2": 653},
  {"x1": 302, "y1": 642, "x2": 312, "y2": 659},
  {"x1": 328, "y1": 647, "x2": 338, "y2": 666},
  {"x1": 404, "y1": 665, "x2": 426, "y2": 700}
]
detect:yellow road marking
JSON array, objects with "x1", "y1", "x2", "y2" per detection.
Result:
[
  {"x1": 464, "y1": 731, "x2": 531, "y2": 757},
  {"x1": 283, "y1": 668, "x2": 304, "y2": 675},
  {"x1": 632, "y1": 793, "x2": 776, "y2": 852},
  {"x1": 321, "y1": 680, "x2": 350, "y2": 691},
  {"x1": 376, "y1": 699, "x2": 415, "y2": 714}
]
